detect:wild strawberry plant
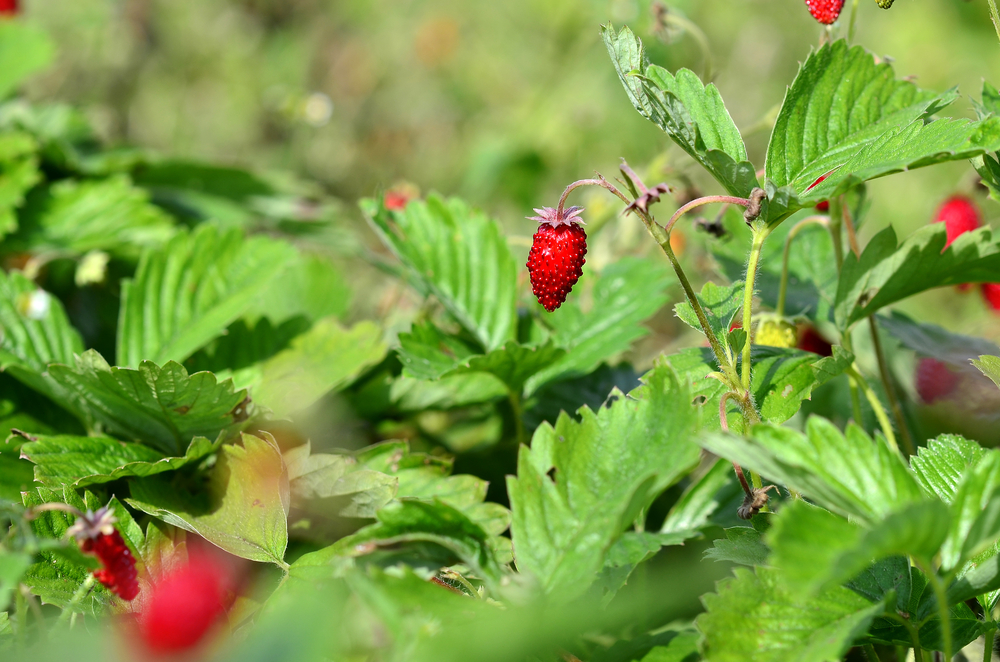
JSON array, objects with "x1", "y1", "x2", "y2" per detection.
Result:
[{"x1": 3, "y1": 4, "x2": 1000, "y2": 662}]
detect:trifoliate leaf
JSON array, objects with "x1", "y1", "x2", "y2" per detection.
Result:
[{"x1": 602, "y1": 25, "x2": 756, "y2": 197}]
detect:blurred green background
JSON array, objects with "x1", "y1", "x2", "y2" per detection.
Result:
[{"x1": 12, "y1": 0, "x2": 1000, "y2": 435}]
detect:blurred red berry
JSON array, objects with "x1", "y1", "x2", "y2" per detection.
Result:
[
  {"x1": 384, "y1": 191, "x2": 410, "y2": 211},
  {"x1": 797, "y1": 326, "x2": 833, "y2": 357},
  {"x1": 815, "y1": 200, "x2": 829, "y2": 212},
  {"x1": 0, "y1": 0, "x2": 18, "y2": 16},
  {"x1": 916, "y1": 358, "x2": 960, "y2": 403},
  {"x1": 934, "y1": 195, "x2": 981, "y2": 248},
  {"x1": 68, "y1": 508, "x2": 139, "y2": 601},
  {"x1": 138, "y1": 553, "x2": 233, "y2": 654},
  {"x1": 983, "y1": 283, "x2": 1000, "y2": 311}
]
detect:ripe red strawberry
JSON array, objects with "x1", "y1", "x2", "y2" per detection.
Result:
[
  {"x1": 915, "y1": 358, "x2": 960, "y2": 403},
  {"x1": 815, "y1": 200, "x2": 830, "y2": 212},
  {"x1": 797, "y1": 326, "x2": 833, "y2": 357},
  {"x1": 935, "y1": 195, "x2": 981, "y2": 247},
  {"x1": 982, "y1": 283, "x2": 1000, "y2": 311},
  {"x1": 526, "y1": 206, "x2": 587, "y2": 312},
  {"x1": 138, "y1": 552, "x2": 233, "y2": 654},
  {"x1": 805, "y1": 0, "x2": 845, "y2": 24},
  {"x1": 68, "y1": 508, "x2": 139, "y2": 601},
  {"x1": 0, "y1": 0, "x2": 17, "y2": 16}
]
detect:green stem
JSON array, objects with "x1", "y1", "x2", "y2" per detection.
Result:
[
  {"x1": 829, "y1": 197, "x2": 845, "y2": 271},
  {"x1": 847, "y1": 0, "x2": 861, "y2": 43},
  {"x1": 15, "y1": 586, "x2": 26, "y2": 649},
  {"x1": 917, "y1": 559, "x2": 952, "y2": 661},
  {"x1": 862, "y1": 643, "x2": 880, "y2": 662},
  {"x1": 885, "y1": 612, "x2": 924, "y2": 662},
  {"x1": 845, "y1": 365, "x2": 898, "y2": 452},
  {"x1": 776, "y1": 216, "x2": 829, "y2": 317},
  {"x1": 985, "y1": 627, "x2": 996, "y2": 662},
  {"x1": 840, "y1": 332, "x2": 867, "y2": 426},
  {"x1": 596, "y1": 175, "x2": 742, "y2": 381},
  {"x1": 849, "y1": 377, "x2": 865, "y2": 426},
  {"x1": 56, "y1": 574, "x2": 96, "y2": 626},
  {"x1": 867, "y1": 316, "x2": 916, "y2": 456},
  {"x1": 989, "y1": 0, "x2": 1000, "y2": 46},
  {"x1": 646, "y1": 214, "x2": 736, "y2": 380},
  {"x1": 741, "y1": 226, "x2": 771, "y2": 390}
]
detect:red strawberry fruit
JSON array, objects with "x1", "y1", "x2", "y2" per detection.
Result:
[
  {"x1": 915, "y1": 358, "x2": 961, "y2": 404},
  {"x1": 935, "y1": 195, "x2": 981, "y2": 247},
  {"x1": 0, "y1": 0, "x2": 18, "y2": 16},
  {"x1": 797, "y1": 326, "x2": 833, "y2": 357},
  {"x1": 526, "y1": 206, "x2": 587, "y2": 312},
  {"x1": 68, "y1": 507, "x2": 139, "y2": 601},
  {"x1": 805, "y1": 0, "x2": 845, "y2": 24},
  {"x1": 138, "y1": 552, "x2": 233, "y2": 654},
  {"x1": 983, "y1": 283, "x2": 1000, "y2": 311}
]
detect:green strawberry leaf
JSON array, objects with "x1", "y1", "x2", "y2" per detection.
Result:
[
  {"x1": 669, "y1": 345, "x2": 852, "y2": 428},
  {"x1": 361, "y1": 194, "x2": 517, "y2": 352},
  {"x1": 350, "y1": 440, "x2": 510, "y2": 536},
  {"x1": 0, "y1": 131, "x2": 41, "y2": 240},
  {"x1": 244, "y1": 253, "x2": 351, "y2": 325},
  {"x1": 17, "y1": 433, "x2": 219, "y2": 489},
  {"x1": 764, "y1": 39, "x2": 1000, "y2": 223},
  {"x1": 835, "y1": 223, "x2": 1000, "y2": 328},
  {"x1": 127, "y1": 433, "x2": 289, "y2": 566},
  {"x1": 868, "y1": 600, "x2": 984, "y2": 651},
  {"x1": 972, "y1": 81, "x2": 1000, "y2": 204},
  {"x1": 701, "y1": 417, "x2": 924, "y2": 523},
  {"x1": 940, "y1": 450, "x2": 1000, "y2": 572},
  {"x1": 633, "y1": 632, "x2": 700, "y2": 662},
  {"x1": 594, "y1": 531, "x2": 688, "y2": 604},
  {"x1": 0, "y1": 550, "x2": 31, "y2": 613},
  {"x1": 116, "y1": 223, "x2": 297, "y2": 368},
  {"x1": 660, "y1": 458, "x2": 742, "y2": 538},
  {"x1": 602, "y1": 24, "x2": 756, "y2": 198},
  {"x1": 507, "y1": 363, "x2": 700, "y2": 601},
  {"x1": 526, "y1": 257, "x2": 672, "y2": 393},
  {"x1": 673, "y1": 280, "x2": 743, "y2": 357},
  {"x1": 252, "y1": 319, "x2": 386, "y2": 418},
  {"x1": 0, "y1": 270, "x2": 85, "y2": 416},
  {"x1": 283, "y1": 441, "x2": 398, "y2": 519},
  {"x1": 0, "y1": 22, "x2": 55, "y2": 100},
  {"x1": 399, "y1": 323, "x2": 565, "y2": 397},
  {"x1": 698, "y1": 566, "x2": 885, "y2": 662},
  {"x1": 47, "y1": 351, "x2": 247, "y2": 457},
  {"x1": 11, "y1": 175, "x2": 175, "y2": 257},
  {"x1": 879, "y1": 312, "x2": 1000, "y2": 365},
  {"x1": 327, "y1": 499, "x2": 503, "y2": 587},
  {"x1": 703, "y1": 526, "x2": 769, "y2": 567},
  {"x1": 767, "y1": 499, "x2": 948, "y2": 598},
  {"x1": 972, "y1": 355, "x2": 1000, "y2": 392},
  {"x1": 910, "y1": 434, "x2": 987, "y2": 503}
]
